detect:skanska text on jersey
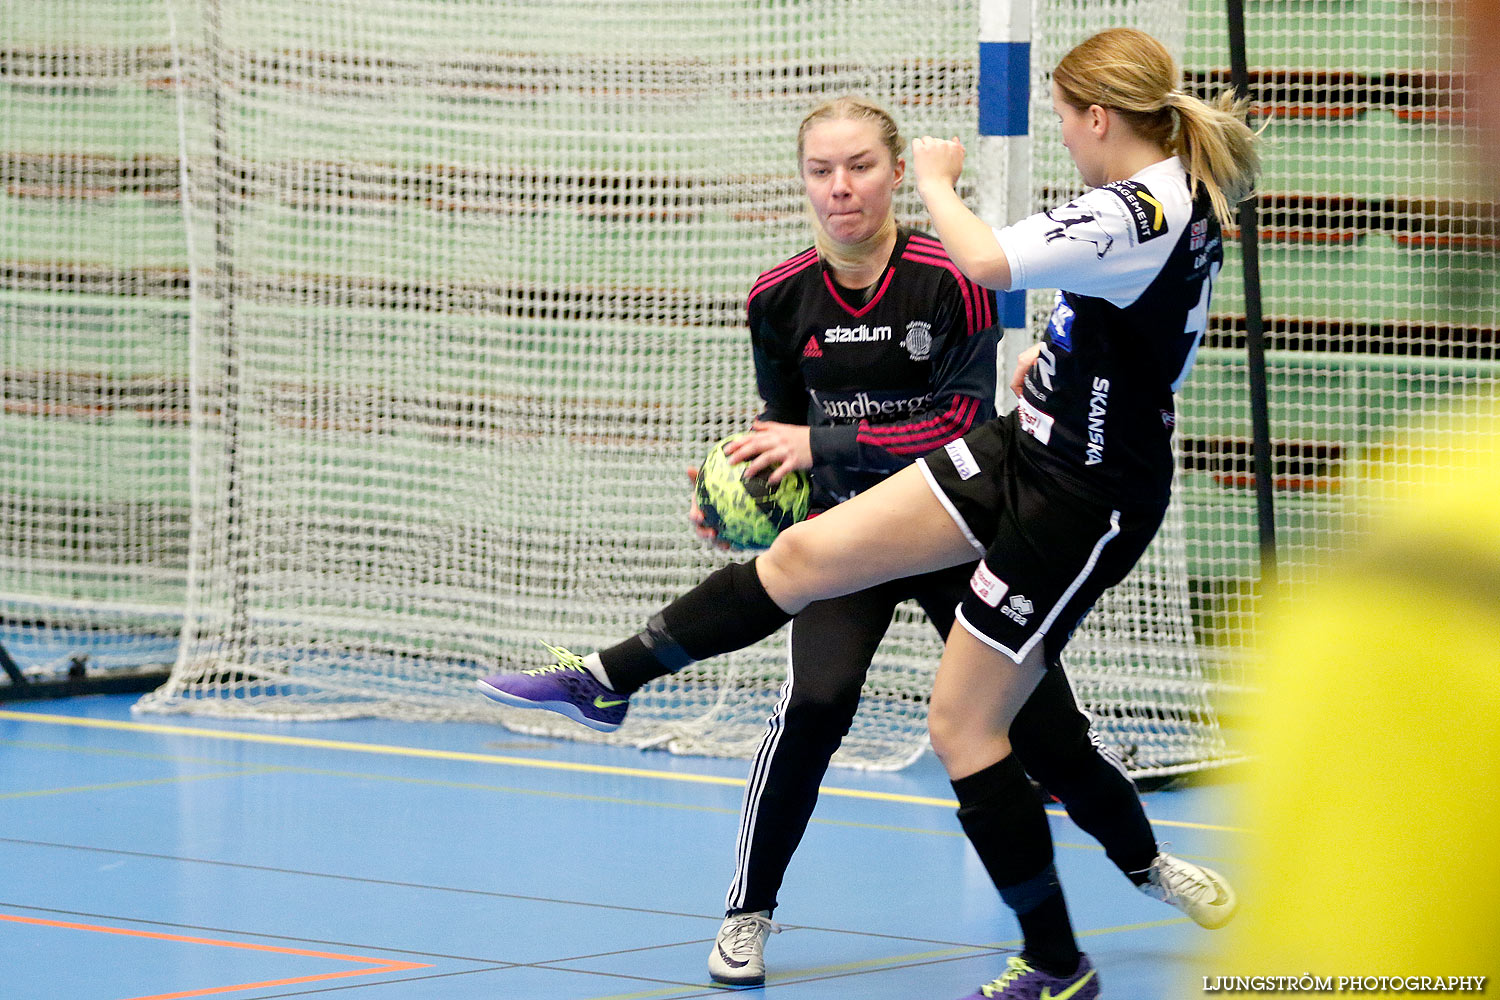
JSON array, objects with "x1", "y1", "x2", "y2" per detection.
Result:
[{"x1": 1085, "y1": 377, "x2": 1110, "y2": 466}]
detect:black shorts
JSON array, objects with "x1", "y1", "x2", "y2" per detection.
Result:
[{"x1": 915, "y1": 411, "x2": 1167, "y2": 666}]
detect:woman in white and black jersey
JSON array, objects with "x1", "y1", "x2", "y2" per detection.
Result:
[{"x1": 479, "y1": 29, "x2": 1260, "y2": 1000}]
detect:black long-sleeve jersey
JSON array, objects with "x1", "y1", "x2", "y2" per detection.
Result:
[
  {"x1": 995, "y1": 157, "x2": 1223, "y2": 507},
  {"x1": 747, "y1": 227, "x2": 1003, "y2": 512}
]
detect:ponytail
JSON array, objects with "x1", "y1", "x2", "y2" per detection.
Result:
[
  {"x1": 1053, "y1": 28, "x2": 1262, "y2": 223},
  {"x1": 1166, "y1": 87, "x2": 1261, "y2": 224}
]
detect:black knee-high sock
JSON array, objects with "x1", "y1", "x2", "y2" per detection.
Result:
[
  {"x1": 1044, "y1": 754, "x2": 1158, "y2": 885},
  {"x1": 598, "y1": 559, "x2": 793, "y2": 695},
  {"x1": 953, "y1": 754, "x2": 1081, "y2": 976},
  {"x1": 1010, "y1": 662, "x2": 1159, "y2": 886}
]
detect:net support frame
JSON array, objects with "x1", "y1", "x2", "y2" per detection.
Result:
[
  {"x1": 1224, "y1": 0, "x2": 1279, "y2": 585},
  {"x1": 977, "y1": 0, "x2": 1035, "y2": 396}
]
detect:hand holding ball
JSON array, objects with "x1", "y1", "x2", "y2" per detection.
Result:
[{"x1": 694, "y1": 435, "x2": 811, "y2": 550}]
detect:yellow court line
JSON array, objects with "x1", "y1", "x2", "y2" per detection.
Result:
[
  {"x1": 1, "y1": 738, "x2": 1174, "y2": 848},
  {"x1": 0, "y1": 709, "x2": 1248, "y2": 833},
  {"x1": 0, "y1": 768, "x2": 280, "y2": 801},
  {"x1": 580, "y1": 946, "x2": 998, "y2": 1000}
]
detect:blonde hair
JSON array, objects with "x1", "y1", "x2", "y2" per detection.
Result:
[
  {"x1": 796, "y1": 96, "x2": 905, "y2": 273},
  {"x1": 1052, "y1": 27, "x2": 1261, "y2": 223}
]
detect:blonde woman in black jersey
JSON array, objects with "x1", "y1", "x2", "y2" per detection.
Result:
[
  {"x1": 695, "y1": 95, "x2": 1006, "y2": 986},
  {"x1": 480, "y1": 29, "x2": 1260, "y2": 999}
]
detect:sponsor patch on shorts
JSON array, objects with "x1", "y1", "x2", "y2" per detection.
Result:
[
  {"x1": 969, "y1": 561, "x2": 1009, "y2": 608},
  {"x1": 944, "y1": 439, "x2": 981, "y2": 480},
  {"x1": 1017, "y1": 397, "x2": 1054, "y2": 445}
]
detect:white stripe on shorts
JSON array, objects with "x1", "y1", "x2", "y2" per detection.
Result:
[
  {"x1": 916, "y1": 456, "x2": 986, "y2": 556},
  {"x1": 955, "y1": 509, "x2": 1123, "y2": 665}
]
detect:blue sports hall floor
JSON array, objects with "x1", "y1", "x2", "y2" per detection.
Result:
[{"x1": 0, "y1": 694, "x2": 1240, "y2": 999}]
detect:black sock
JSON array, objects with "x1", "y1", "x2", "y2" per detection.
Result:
[
  {"x1": 1035, "y1": 752, "x2": 1158, "y2": 885},
  {"x1": 1012, "y1": 660, "x2": 1159, "y2": 886},
  {"x1": 952, "y1": 755, "x2": 1081, "y2": 977},
  {"x1": 1016, "y1": 890, "x2": 1081, "y2": 976},
  {"x1": 599, "y1": 559, "x2": 792, "y2": 695}
]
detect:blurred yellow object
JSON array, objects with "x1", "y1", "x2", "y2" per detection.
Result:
[{"x1": 1202, "y1": 403, "x2": 1499, "y2": 978}]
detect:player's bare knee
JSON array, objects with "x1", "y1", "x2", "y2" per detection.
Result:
[
  {"x1": 927, "y1": 700, "x2": 962, "y2": 768},
  {"x1": 929, "y1": 690, "x2": 985, "y2": 767},
  {"x1": 931, "y1": 725, "x2": 1010, "y2": 780},
  {"x1": 758, "y1": 521, "x2": 831, "y2": 608}
]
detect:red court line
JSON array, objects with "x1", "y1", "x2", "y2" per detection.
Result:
[{"x1": 0, "y1": 912, "x2": 432, "y2": 1000}]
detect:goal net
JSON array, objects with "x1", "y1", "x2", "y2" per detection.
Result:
[
  {"x1": 140, "y1": 0, "x2": 999, "y2": 768},
  {"x1": 1, "y1": 1, "x2": 189, "y2": 681},
  {"x1": 7, "y1": 0, "x2": 1490, "y2": 774}
]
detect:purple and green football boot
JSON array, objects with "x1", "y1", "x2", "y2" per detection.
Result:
[
  {"x1": 958, "y1": 955, "x2": 1100, "y2": 1000},
  {"x1": 476, "y1": 642, "x2": 628, "y2": 733}
]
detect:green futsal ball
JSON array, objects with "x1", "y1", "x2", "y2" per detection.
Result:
[{"x1": 695, "y1": 434, "x2": 811, "y2": 550}]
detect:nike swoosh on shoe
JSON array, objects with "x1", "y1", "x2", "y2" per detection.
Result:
[{"x1": 1040, "y1": 968, "x2": 1096, "y2": 1000}]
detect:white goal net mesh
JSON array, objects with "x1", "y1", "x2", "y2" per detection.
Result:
[
  {"x1": 145, "y1": 0, "x2": 996, "y2": 772},
  {"x1": 5, "y1": 0, "x2": 1491, "y2": 773},
  {"x1": 1, "y1": 2, "x2": 189, "y2": 677}
]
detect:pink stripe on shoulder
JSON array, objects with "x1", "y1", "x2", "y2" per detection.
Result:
[
  {"x1": 906, "y1": 238, "x2": 995, "y2": 330},
  {"x1": 902, "y1": 249, "x2": 977, "y2": 334},
  {"x1": 748, "y1": 249, "x2": 819, "y2": 304},
  {"x1": 906, "y1": 233, "x2": 950, "y2": 257}
]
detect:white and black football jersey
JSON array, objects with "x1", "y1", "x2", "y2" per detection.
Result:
[
  {"x1": 748, "y1": 227, "x2": 1003, "y2": 510},
  {"x1": 995, "y1": 156, "x2": 1223, "y2": 506}
]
